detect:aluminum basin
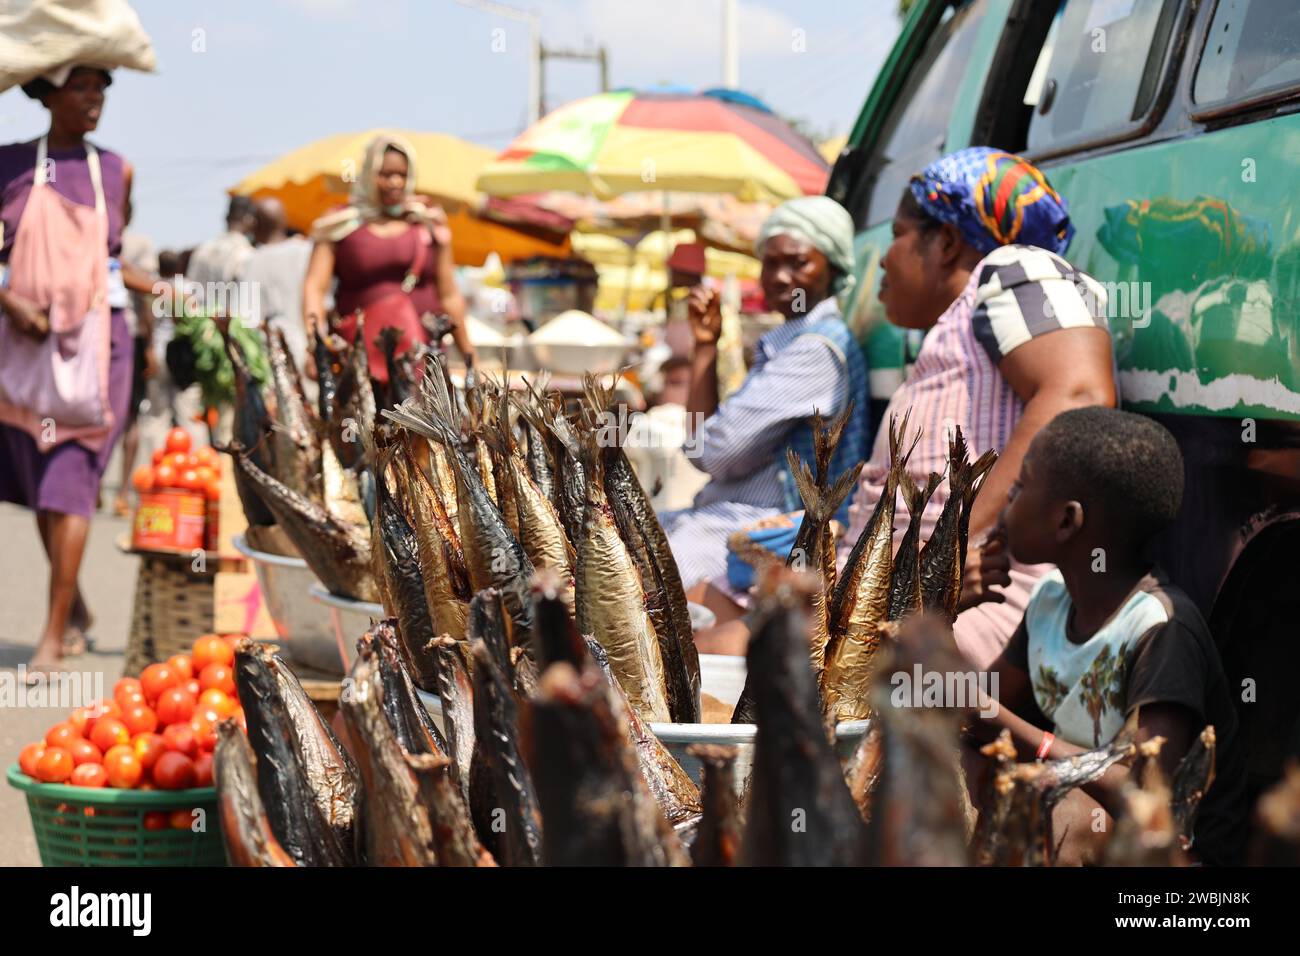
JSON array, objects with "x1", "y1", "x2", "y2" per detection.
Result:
[{"x1": 233, "y1": 534, "x2": 343, "y2": 675}]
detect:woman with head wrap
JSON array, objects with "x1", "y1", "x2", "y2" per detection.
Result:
[
  {"x1": 660, "y1": 194, "x2": 870, "y2": 600},
  {"x1": 838, "y1": 146, "x2": 1117, "y2": 668},
  {"x1": 0, "y1": 66, "x2": 158, "y2": 672},
  {"x1": 301, "y1": 133, "x2": 476, "y2": 405}
]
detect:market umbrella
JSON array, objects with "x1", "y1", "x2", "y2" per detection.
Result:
[
  {"x1": 573, "y1": 229, "x2": 760, "y2": 314},
  {"x1": 533, "y1": 190, "x2": 772, "y2": 255},
  {"x1": 230, "y1": 129, "x2": 571, "y2": 265},
  {"x1": 476, "y1": 88, "x2": 830, "y2": 204}
]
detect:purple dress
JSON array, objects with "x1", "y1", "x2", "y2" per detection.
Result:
[{"x1": 0, "y1": 140, "x2": 132, "y2": 519}]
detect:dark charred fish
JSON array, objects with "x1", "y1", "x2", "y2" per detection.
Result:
[
  {"x1": 1171, "y1": 725, "x2": 1217, "y2": 849},
  {"x1": 375, "y1": 453, "x2": 441, "y2": 690},
  {"x1": 222, "y1": 331, "x2": 278, "y2": 527},
  {"x1": 407, "y1": 752, "x2": 496, "y2": 867},
  {"x1": 980, "y1": 713, "x2": 1139, "y2": 866},
  {"x1": 687, "y1": 744, "x2": 742, "y2": 867},
  {"x1": 376, "y1": 325, "x2": 413, "y2": 407},
  {"x1": 312, "y1": 328, "x2": 340, "y2": 425},
  {"x1": 842, "y1": 722, "x2": 884, "y2": 824},
  {"x1": 739, "y1": 569, "x2": 868, "y2": 866},
  {"x1": 530, "y1": 569, "x2": 589, "y2": 670},
  {"x1": 863, "y1": 620, "x2": 973, "y2": 867},
  {"x1": 229, "y1": 448, "x2": 381, "y2": 603},
  {"x1": 373, "y1": 622, "x2": 448, "y2": 755},
  {"x1": 528, "y1": 659, "x2": 688, "y2": 866},
  {"x1": 340, "y1": 638, "x2": 439, "y2": 865},
  {"x1": 470, "y1": 640, "x2": 543, "y2": 866},
  {"x1": 213, "y1": 720, "x2": 298, "y2": 867}
]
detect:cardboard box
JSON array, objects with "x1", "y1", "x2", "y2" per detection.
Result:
[
  {"x1": 213, "y1": 569, "x2": 277, "y2": 639},
  {"x1": 216, "y1": 456, "x2": 248, "y2": 560}
]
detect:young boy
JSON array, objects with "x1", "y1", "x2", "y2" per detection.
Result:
[{"x1": 969, "y1": 406, "x2": 1245, "y2": 865}]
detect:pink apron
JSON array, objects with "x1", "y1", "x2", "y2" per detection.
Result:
[{"x1": 0, "y1": 137, "x2": 114, "y2": 452}]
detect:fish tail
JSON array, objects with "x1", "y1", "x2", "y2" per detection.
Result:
[
  {"x1": 794, "y1": 455, "x2": 863, "y2": 528},
  {"x1": 965, "y1": 449, "x2": 998, "y2": 505}
]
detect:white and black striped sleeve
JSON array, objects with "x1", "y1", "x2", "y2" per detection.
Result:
[{"x1": 970, "y1": 245, "x2": 1110, "y2": 365}]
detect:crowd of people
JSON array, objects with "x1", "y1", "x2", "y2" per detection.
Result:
[{"x1": 0, "y1": 64, "x2": 1244, "y2": 861}]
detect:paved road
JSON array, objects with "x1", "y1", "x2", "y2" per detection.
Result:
[{"x1": 0, "y1": 498, "x2": 138, "y2": 867}]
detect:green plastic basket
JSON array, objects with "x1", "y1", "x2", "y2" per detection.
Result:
[{"x1": 7, "y1": 765, "x2": 226, "y2": 867}]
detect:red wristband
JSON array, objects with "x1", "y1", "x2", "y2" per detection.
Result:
[{"x1": 1036, "y1": 731, "x2": 1055, "y2": 760}]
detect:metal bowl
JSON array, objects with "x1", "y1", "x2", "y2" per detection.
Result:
[
  {"x1": 416, "y1": 653, "x2": 868, "y2": 793},
  {"x1": 305, "y1": 584, "x2": 385, "y2": 675},
  {"x1": 233, "y1": 535, "x2": 343, "y2": 675}
]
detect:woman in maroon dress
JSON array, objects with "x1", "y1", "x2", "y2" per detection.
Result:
[
  {"x1": 0, "y1": 66, "x2": 154, "y2": 672},
  {"x1": 302, "y1": 133, "x2": 475, "y2": 405}
]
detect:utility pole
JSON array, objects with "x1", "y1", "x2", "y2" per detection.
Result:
[
  {"x1": 722, "y1": 0, "x2": 738, "y2": 88},
  {"x1": 538, "y1": 42, "x2": 610, "y2": 116},
  {"x1": 458, "y1": 0, "x2": 542, "y2": 125}
]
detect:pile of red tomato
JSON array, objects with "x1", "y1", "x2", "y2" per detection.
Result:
[
  {"x1": 131, "y1": 427, "x2": 222, "y2": 501},
  {"x1": 18, "y1": 635, "x2": 245, "y2": 801}
]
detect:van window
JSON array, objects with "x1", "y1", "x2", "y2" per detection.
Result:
[
  {"x1": 850, "y1": 0, "x2": 987, "y2": 229},
  {"x1": 1024, "y1": 0, "x2": 1181, "y2": 152},
  {"x1": 1194, "y1": 0, "x2": 1300, "y2": 105}
]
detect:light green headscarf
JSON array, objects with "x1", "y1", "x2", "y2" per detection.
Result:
[{"x1": 755, "y1": 195, "x2": 857, "y2": 300}]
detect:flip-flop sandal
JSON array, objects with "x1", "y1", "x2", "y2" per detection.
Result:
[{"x1": 61, "y1": 629, "x2": 88, "y2": 658}]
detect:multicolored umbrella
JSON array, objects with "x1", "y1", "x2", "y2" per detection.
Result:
[{"x1": 476, "y1": 88, "x2": 830, "y2": 204}]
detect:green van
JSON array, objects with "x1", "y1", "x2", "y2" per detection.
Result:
[{"x1": 828, "y1": 0, "x2": 1300, "y2": 800}]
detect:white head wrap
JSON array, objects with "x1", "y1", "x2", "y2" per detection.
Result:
[{"x1": 755, "y1": 195, "x2": 857, "y2": 299}]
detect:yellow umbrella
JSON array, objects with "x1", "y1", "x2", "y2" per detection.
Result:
[
  {"x1": 230, "y1": 130, "x2": 569, "y2": 265},
  {"x1": 819, "y1": 135, "x2": 848, "y2": 164},
  {"x1": 573, "y1": 229, "x2": 760, "y2": 313}
]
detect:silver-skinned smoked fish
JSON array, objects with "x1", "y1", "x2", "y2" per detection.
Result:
[
  {"x1": 266, "y1": 645, "x2": 360, "y2": 861},
  {"x1": 583, "y1": 637, "x2": 701, "y2": 826},
  {"x1": 584, "y1": 375, "x2": 700, "y2": 723},
  {"x1": 233, "y1": 641, "x2": 352, "y2": 866},
  {"x1": 887, "y1": 469, "x2": 942, "y2": 621},
  {"x1": 431, "y1": 636, "x2": 476, "y2": 804},
  {"x1": 383, "y1": 365, "x2": 536, "y2": 638},
  {"x1": 574, "y1": 432, "x2": 671, "y2": 723}
]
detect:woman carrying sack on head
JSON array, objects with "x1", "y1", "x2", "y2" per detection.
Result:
[
  {"x1": 302, "y1": 132, "x2": 476, "y2": 408},
  {"x1": 0, "y1": 65, "x2": 154, "y2": 673}
]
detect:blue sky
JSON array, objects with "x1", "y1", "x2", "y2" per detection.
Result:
[{"x1": 0, "y1": 0, "x2": 901, "y2": 249}]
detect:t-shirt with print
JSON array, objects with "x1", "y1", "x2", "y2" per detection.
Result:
[{"x1": 1003, "y1": 565, "x2": 1246, "y2": 865}]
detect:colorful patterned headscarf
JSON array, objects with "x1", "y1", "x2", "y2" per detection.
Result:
[{"x1": 908, "y1": 147, "x2": 1074, "y2": 256}]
